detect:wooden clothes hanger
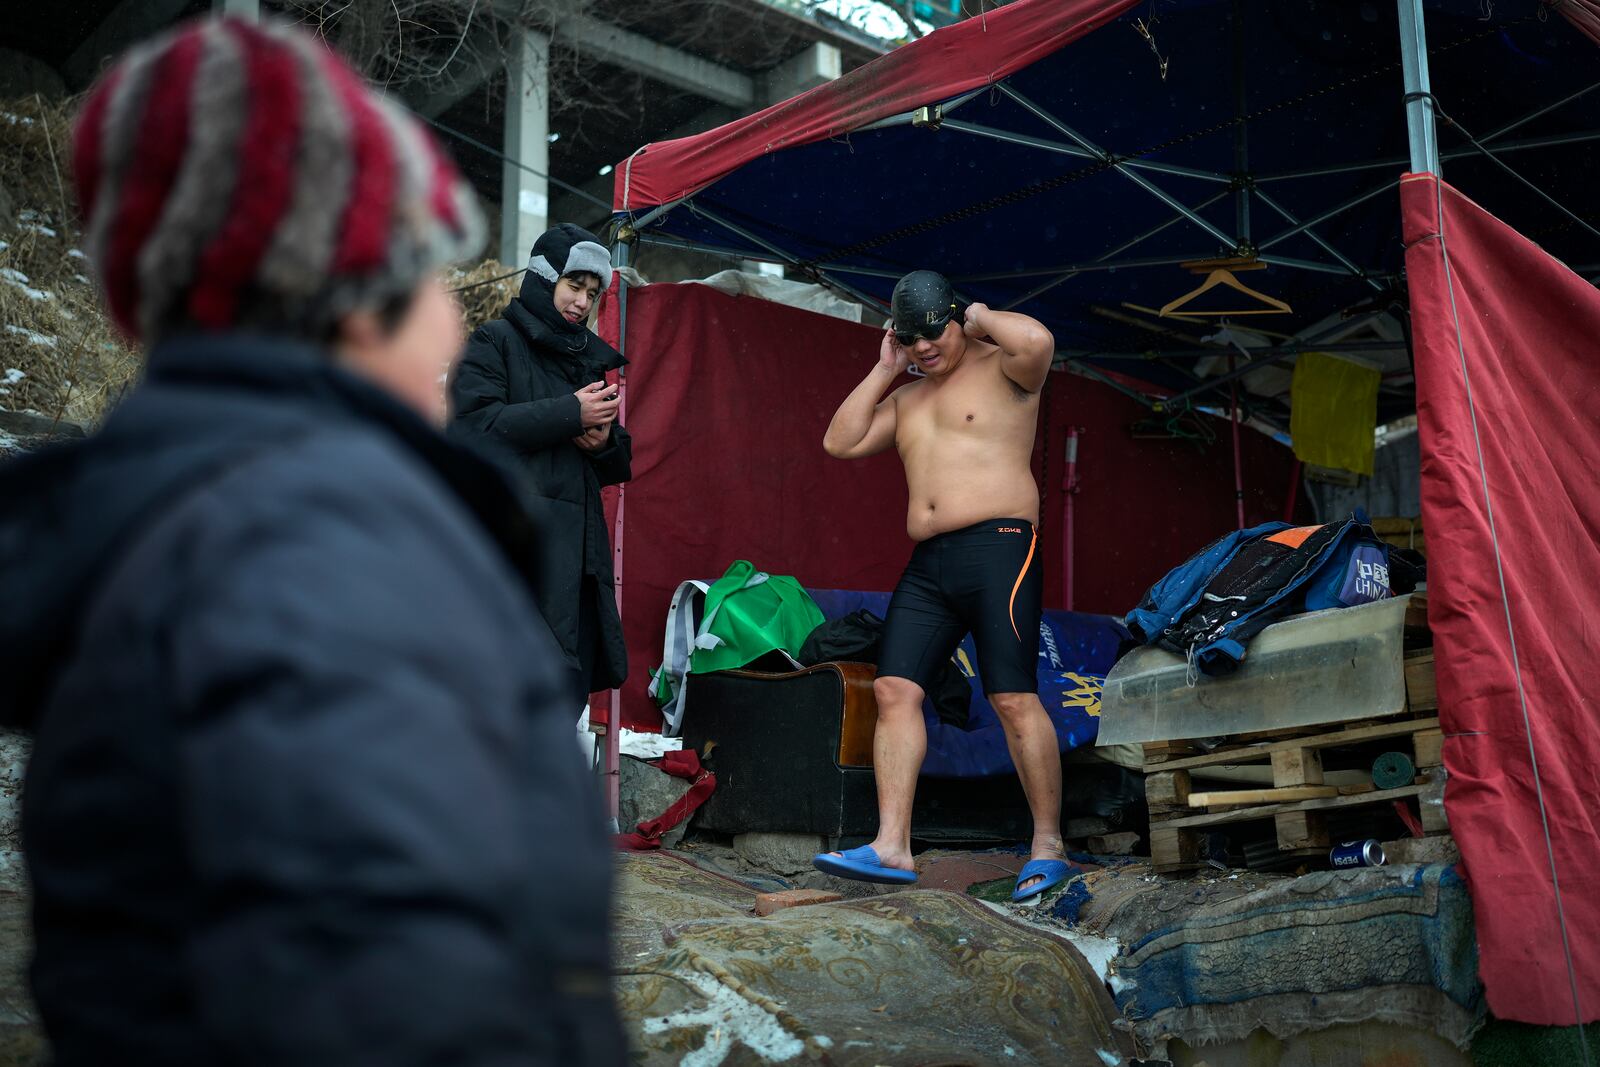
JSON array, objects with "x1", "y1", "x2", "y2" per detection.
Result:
[{"x1": 1158, "y1": 268, "x2": 1293, "y2": 319}]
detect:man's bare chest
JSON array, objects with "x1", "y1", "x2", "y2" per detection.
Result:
[{"x1": 899, "y1": 378, "x2": 1036, "y2": 442}]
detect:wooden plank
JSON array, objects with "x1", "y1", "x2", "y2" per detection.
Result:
[
  {"x1": 1150, "y1": 718, "x2": 1441, "y2": 773},
  {"x1": 1405, "y1": 591, "x2": 1429, "y2": 632},
  {"x1": 1276, "y1": 811, "x2": 1329, "y2": 850},
  {"x1": 1406, "y1": 649, "x2": 1438, "y2": 712},
  {"x1": 1146, "y1": 770, "x2": 1192, "y2": 815},
  {"x1": 1149, "y1": 826, "x2": 1201, "y2": 867},
  {"x1": 1272, "y1": 748, "x2": 1324, "y2": 787},
  {"x1": 1413, "y1": 728, "x2": 1444, "y2": 770},
  {"x1": 1156, "y1": 784, "x2": 1426, "y2": 830},
  {"x1": 1191, "y1": 783, "x2": 1377, "y2": 809},
  {"x1": 1189, "y1": 785, "x2": 1340, "y2": 807},
  {"x1": 1420, "y1": 804, "x2": 1452, "y2": 833},
  {"x1": 1142, "y1": 739, "x2": 1199, "y2": 765}
]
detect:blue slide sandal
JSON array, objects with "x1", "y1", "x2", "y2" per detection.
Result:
[
  {"x1": 1012, "y1": 858, "x2": 1076, "y2": 902},
  {"x1": 812, "y1": 845, "x2": 918, "y2": 885}
]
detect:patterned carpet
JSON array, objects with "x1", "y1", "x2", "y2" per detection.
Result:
[{"x1": 614, "y1": 852, "x2": 1131, "y2": 1066}]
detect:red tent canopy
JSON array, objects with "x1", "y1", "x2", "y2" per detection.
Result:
[{"x1": 611, "y1": 0, "x2": 1137, "y2": 212}]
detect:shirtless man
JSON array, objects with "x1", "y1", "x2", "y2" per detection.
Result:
[{"x1": 812, "y1": 270, "x2": 1073, "y2": 902}]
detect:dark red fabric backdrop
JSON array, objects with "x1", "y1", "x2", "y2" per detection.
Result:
[
  {"x1": 1403, "y1": 173, "x2": 1600, "y2": 1025},
  {"x1": 595, "y1": 282, "x2": 1303, "y2": 732}
]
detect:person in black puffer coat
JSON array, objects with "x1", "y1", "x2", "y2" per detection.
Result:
[
  {"x1": 0, "y1": 18, "x2": 624, "y2": 1066},
  {"x1": 450, "y1": 224, "x2": 632, "y2": 706}
]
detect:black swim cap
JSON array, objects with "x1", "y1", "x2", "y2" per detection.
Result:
[{"x1": 891, "y1": 270, "x2": 960, "y2": 339}]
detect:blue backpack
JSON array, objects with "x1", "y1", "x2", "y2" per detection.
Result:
[{"x1": 1125, "y1": 511, "x2": 1392, "y2": 676}]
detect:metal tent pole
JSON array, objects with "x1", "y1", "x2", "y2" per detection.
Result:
[
  {"x1": 1229, "y1": 351, "x2": 1246, "y2": 529},
  {"x1": 1398, "y1": 0, "x2": 1441, "y2": 174},
  {"x1": 603, "y1": 237, "x2": 631, "y2": 829},
  {"x1": 1062, "y1": 428, "x2": 1083, "y2": 610},
  {"x1": 1231, "y1": 0, "x2": 1250, "y2": 247}
]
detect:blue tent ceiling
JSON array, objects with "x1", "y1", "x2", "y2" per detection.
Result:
[{"x1": 618, "y1": 0, "x2": 1599, "y2": 423}]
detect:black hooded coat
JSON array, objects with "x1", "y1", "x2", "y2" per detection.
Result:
[{"x1": 449, "y1": 267, "x2": 630, "y2": 696}]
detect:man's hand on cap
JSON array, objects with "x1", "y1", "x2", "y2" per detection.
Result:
[
  {"x1": 879, "y1": 329, "x2": 911, "y2": 376},
  {"x1": 963, "y1": 302, "x2": 990, "y2": 338}
]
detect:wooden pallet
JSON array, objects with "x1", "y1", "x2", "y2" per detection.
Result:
[{"x1": 1145, "y1": 716, "x2": 1445, "y2": 870}]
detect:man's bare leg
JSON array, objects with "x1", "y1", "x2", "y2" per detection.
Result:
[
  {"x1": 824, "y1": 675, "x2": 926, "y2": 874},
  {"x1": 988, "y1": 691, "x2": 1066, "y2": 892}
]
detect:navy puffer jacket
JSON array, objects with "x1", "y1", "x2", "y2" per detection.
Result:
[{"x1": 0, "y1": 336, "x2": 623, "y2": 1066}]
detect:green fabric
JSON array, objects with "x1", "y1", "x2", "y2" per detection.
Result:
[
  {"x1": 689, "y1": 560, "x2": 824, "y2": 674},
  {"x1": 647, "y1": 666, "x2": 675, "y2": 708}
]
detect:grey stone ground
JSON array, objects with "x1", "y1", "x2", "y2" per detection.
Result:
[{"x1": 0, "y1": 732, "x2": 39, "y2": 1065}]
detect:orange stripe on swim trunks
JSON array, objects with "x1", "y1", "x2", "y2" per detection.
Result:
[{"x1": 1008, "y1": 526, "x2": 1037, "y2": 641}]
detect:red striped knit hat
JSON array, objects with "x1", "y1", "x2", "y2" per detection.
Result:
[{"x1": 72, "y1": 17, "x2": 484, "y2": 344}]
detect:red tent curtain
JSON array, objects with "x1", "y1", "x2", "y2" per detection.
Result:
[{"x1": 1402, "y1": 172, "x2": 1600, "y2": 1025}]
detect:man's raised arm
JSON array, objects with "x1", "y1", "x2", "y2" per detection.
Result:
[
  {"x1": 966, "y1": 303, "x2": 1054, "y2": 393},
  {"x1": 823, "y1": 330, "x2": 908, "y2": 459}
]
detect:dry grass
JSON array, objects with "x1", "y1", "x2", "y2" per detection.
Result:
[
  {"x1": 445, "y1": 259, "x2": 522, "y2": 334},
  {"x1": 0, "y1": 95, "x2": 140, "y2": 428},
  {"x1": 0, "y1": 95, "x2": 517, "y2": 432}
]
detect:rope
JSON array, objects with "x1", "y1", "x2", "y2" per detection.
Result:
[
  {"x1": 1420, "y1": 171, "x2": 1594, "y2": 1056},
  {"x1": 421, "y1": 116, "x2": 614, "y2": 213},
  {"x1": 621, "y1": 146, "x2": 645, "y2": 214},
  {"x1": 798, "y1": 13, "x2": 1541, "y2": 269},
  {"x1": 448, "y1": 266, "x2": 526, "y2": 293}
]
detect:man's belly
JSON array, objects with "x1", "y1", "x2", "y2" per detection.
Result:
[{"x1": 904, "y1": 465, "x2": 1040, "y2": 541}]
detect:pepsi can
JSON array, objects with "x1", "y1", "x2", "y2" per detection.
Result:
[{"x1": 1330, "y1": 839, "x2": 1386, "y2": 868}]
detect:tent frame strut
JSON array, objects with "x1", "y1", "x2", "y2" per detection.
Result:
[
  {"x1": 690, "y1": 201, "x2": 892, "y2": 314},
  {"x1": 996, "y1": 83, "x2": 1239, "y2": 251},
  {"x1": 939, "y1": 118, "x2": 1234, "y2": 184}
]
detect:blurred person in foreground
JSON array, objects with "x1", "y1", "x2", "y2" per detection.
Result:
[{"x1": 0, "y1": 17, "x2": 622, "y2": 1066}]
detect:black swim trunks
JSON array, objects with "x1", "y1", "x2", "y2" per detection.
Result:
[{"x1": 877, "y1": 518, "x2": 1042, "y2": 696}]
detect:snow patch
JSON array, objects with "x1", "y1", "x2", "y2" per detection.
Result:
[
  {"x1": 1, "y1": 113, "x2": 34, "y2": 126},
  {"x1": 68, "y1": 248, "x2": 87, "y2": 260},
  {"x1": 639, "y1": 970, "x2": 805, "y2": 1067},
  {"x1": 1058, "y1": 929, "x2": 1121, "y2": 983},
  {"x1": 0, "y1": 268, "x2": 50, "y2": 301},
  {"x1": 17, "y1": 212, "x2": 57, "y2": 237},
  {"x1": 4, "y1": 328, "x2": 53, "y2": 349},
  {"x1": 3, "y1": 368, "x2": 26, "y2": 383}
]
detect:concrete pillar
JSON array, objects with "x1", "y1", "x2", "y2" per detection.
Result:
[
  {"x1": 501, "y1": 28, "x2": 550, "y2": 269},
  {"x1": 764, "y1": 42, "x2": 841, "y2": 105},
  {"x1": 213, "y1": 0, "x2": 259, "y2": 20}
]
